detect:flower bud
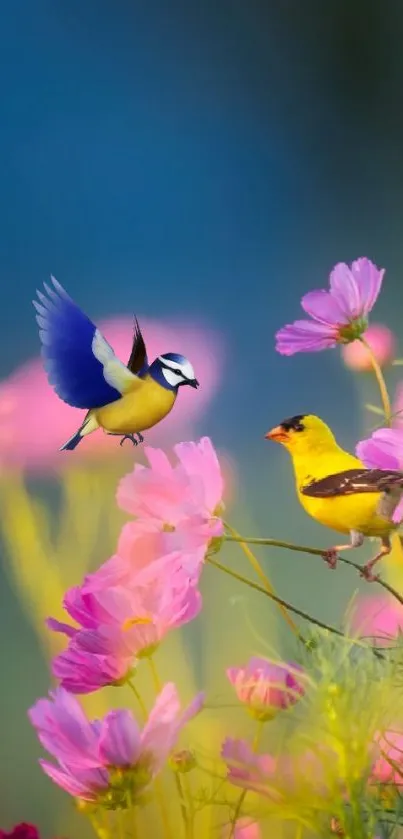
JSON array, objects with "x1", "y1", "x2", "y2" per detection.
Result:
[{"x1": 168, "y1": 748, "x2": 196, "y2": 773}]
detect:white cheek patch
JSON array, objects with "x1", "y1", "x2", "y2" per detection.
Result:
[{"x1": 162, "y1": 368, "x2": 184, "y2": 387}]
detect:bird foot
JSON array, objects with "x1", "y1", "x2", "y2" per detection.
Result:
[
  {"x1": 322, "y1": 548, "x2": 339, "y2": 570},
  {"x1": 359, "y1": 564, "x2": 380, "y2": 583},
  {"x1": 119, "y1": 433, "x2": 144, "y2": 448}
]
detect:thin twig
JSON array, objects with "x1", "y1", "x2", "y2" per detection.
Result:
[
  {"x1": 224, "y1": 534, "x2": 403, "y2": 607},
  {"x1": 206, "y1": 556, "x2": 345, "y2": 637}
]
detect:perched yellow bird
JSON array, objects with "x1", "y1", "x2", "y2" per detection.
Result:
[
  {"x1": 265, "y1": 414, "x2": 403, "y2": 580},
  {"x1": 34, "y1": 277, "x2": 199, "y2": 451}
]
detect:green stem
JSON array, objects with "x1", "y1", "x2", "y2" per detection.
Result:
[
  {"x1": 175, "y1": 772, "x2": 191, "y2": 839},
  {"x1": 129, "y1": 675, "x2": 172, "y2": 839},
  {"x1": 148, "y1": 655, "x2": 162, "y2": 692},
  {"x1": 359, "y1": 335, "x2": 392, "y2": 425},
  {"x1": 224, "y1": 533, "x2": 403, "y2": 607},
  {"x1": 127, "y1": 679, "x2": 148, "y2": 719},
  {"x1": 224, "y1": 521, "x2": 302, "y2": 640}
]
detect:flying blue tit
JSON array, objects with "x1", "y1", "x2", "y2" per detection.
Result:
[{"x1": 34, "y1": 277, "x2": 199, "y2": 451}]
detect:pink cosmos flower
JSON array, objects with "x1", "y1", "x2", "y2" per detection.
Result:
[
  {"x1": 222, "y1": 820, "x2": 262, "y2": 839},
  {"x1": 0, "y1": 317, "x2": 223, "y2": 473},
  {"x1": 276, "y1": 258, "x2": 384, "y2": 355},
  {"x1": 341, "y1": 324, "x2": 396, "y2": 372},
  {"x1": 226, "y1": 657, "x2": 304, "y2": 720},
  {"x1": 116, "y1": 437, "x2": 225, "y2": 576},
  {"x1": 29, "y1": 684, "x2": 204, "y2": 802},
  {"x1": 222, "y1": 739, "x2": 336, "y2": 802},
  {"x1": 350, "y1": 594, "x2": 403, "y2": 644},
  {"x1": 49, "y1": 550, "x2": 202, "y2": 693},
  {"x1": 356, "y1": 383, "x2": 403, "y2": 523},
  {"x1": 221, "y1": 738, "x2": 278, "y2": 799}
]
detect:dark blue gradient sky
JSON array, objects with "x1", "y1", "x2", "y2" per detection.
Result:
[{"x1": 3, "y1": 0, "x2": 403, "y2": 456}]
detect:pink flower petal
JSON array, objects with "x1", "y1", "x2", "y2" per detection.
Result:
[
  {"x1": 350, "y1": 258, "x2": 384, "y2": 316},
  {"x1": 329, "y1": 262, "x2": 363, "y2": 319},
  {"x1": 98, "y1": 710, "x2": 142, "y2": 766},
  {"x1": 39, "y1": 761, "x2": 106, "y2": 800},
  {"x1": 275, "y1": 320, "x2": 338, "y2": 355},
  {"x1": 356, "y1": 428, "x2": 403, "y2": 471},
  {"x1": 393, "y1": 496, "x2": 403, "y2": 524},
  {"x1": 301, "y1": 289, "x2": 349, "y2": 325}
]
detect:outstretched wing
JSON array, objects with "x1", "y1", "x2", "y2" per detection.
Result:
[
  {"x1": 301, "y1": 468, "x2": 403, "y2": 498},
  {"x1": 34, "y1": 277, "x2": 140, "y2": 409},
  {"x1": 127, "y1": 316, "x2": 148, "y2": 375}
]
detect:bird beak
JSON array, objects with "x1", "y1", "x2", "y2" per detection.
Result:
[
  {"x1": 265, "y1": 425, "x2": 288, "y2": 442},
  {"x1": 188, "y1": 379, "x2": 199, "y2": 389}
]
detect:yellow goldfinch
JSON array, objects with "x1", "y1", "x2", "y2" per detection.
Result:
[{"x1": 265, "y1": 414, "x2": 403, "y2": 580}]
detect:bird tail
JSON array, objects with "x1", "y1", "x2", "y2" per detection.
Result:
[{"x1": 60, "y1": 412, "x2": 99, "y2": 452}]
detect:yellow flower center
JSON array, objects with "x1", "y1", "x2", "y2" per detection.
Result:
[{"x1": 122, "y1": 616, "x2": 153, "y2": 631}]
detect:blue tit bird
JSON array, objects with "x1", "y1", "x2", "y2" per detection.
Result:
[{"x1": 33, "y1": 277, "x2": 199, "y2": 451}]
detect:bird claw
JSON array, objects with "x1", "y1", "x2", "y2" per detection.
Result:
[
  {"x1": 322, "y1": 548, "x2": 339, "y2": 570},
  {"x1": 119, "y1": 433, "x2": 144, "y2": 448},
  {"x1": 359, "y1": 565, "x2": 380, "y2": 583}
]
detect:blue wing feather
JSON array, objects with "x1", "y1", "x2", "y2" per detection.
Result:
[{"x1": 34, "y1": 277, "x2": 122, "y2": 409}]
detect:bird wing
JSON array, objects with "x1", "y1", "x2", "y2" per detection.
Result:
[
  {"x1": 126, "y1": 316, "x2": 148, "y2": 375},
  {"x1": 301, "y1": 468, "x2": 403, "y2": 497},
  {"x1": 34, "y1": 277, "x2": 141, "y2": 409}
]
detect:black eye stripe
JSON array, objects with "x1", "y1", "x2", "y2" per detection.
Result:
[
  {"x1": 163, "y1": 364, "x2": 183, "y2": 376},
  {"x1": 280, "y1": 414, "x2": 305, "y2": 432}
]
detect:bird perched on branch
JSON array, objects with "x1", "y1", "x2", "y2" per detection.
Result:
[
  {"x1": 265, "y1": 414, "x2": 403, "y2": 581},
  {"x1": 34, "y1": 277, "x2": 199, "y2": 451}
]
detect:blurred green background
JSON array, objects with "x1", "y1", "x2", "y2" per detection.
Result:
[{"x1": 2, "y1": 1, "x2": 403, "y2": 835}]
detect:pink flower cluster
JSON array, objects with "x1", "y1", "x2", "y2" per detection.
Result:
[
  {"x1": 47, "y1": 437, "x2": 224, "y2": 693},
  {"x1": 29, "y1": 437, "x2": 222, "y2": 800},
  {"x1": 29, "y1": 434, "x2": 308, "y2": 821}
]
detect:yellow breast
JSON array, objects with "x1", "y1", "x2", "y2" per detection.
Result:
[
  {"x1": 297, "y1": 490, "x2": 393, "y2": 536},
  {"x1": 294, "y1": 451, "x2": 396, "y2": 537},
  {"x1": 94, "y1": 377, "x2": 176, "y2": 434}
]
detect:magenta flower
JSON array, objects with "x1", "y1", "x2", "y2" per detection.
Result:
[
  {"x1": 0, "y1": 827, "x2": 40, "y2": 839},
  {"x1": 276, "y1": 258, "x2": 384, "y2": 355},
  {"x1": 29, "y1": 684, "x2": 204, "y2": 803},
  {"x1": 356, "y1": 426, "x2": 403, "y2": 523},
  {"x1": 49, "y1": 552, "x2": 201, "y2": 693},
  {"x1": 116, "y1": 437, "x2": 224, "y2": 554},
  {"x1": 226, "y1": 657, "x2": 304, "y2": 720}
]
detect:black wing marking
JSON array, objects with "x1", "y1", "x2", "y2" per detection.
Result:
[
  {"x1": 127, "y1": 317, "x2": 148, "y2": 375},
  {"x1": 301, "y1": 468, "x2": 403, "y2": 498}
]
